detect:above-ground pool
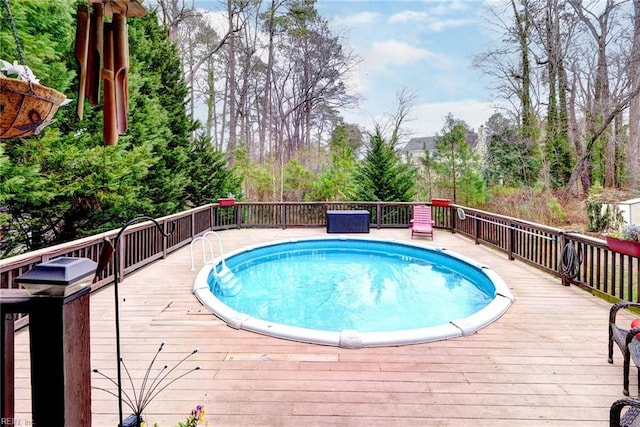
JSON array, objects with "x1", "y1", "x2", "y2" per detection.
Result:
[{"x1": 193, "y1": 237, "x2": 514, "y2": 348}]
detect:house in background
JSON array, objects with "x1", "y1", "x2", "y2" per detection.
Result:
[{"x1": 398, "y1": 127, "x2": 486, "y2": 165}]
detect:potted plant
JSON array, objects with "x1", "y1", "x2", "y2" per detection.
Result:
[
  {"x1": 606, "y1": 224, "x2": 640, "y2": 257},
  {"x1": 218, "y1": 193, "x2": 236, "y2": 207},
  {"x1": 431, "y1": 198, "x2": 451, "y2": 207}
]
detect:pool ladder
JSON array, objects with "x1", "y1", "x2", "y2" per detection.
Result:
[{"x1": 190, "y1": 231, "x2": 241, "y2": 296}]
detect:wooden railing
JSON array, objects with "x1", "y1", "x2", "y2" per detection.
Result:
[
  {"x1": 450, "y1": 205, "x2": 638, "y2": 302},
  {"x1": 1, "y1": 201, "x2": 638, "y2": 304}
]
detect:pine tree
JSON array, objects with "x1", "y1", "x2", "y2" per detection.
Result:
[
  {"x1": 0, "y1": 0, "x2": 75, "y2": 90},
  {"x1": 308, "y1": 122, "x2": 360, "y2": 201},
  {"x1": 483, "y1": 113, "x2": 541, "y2": 187},
  {"x1": 433, "y1": 114, "x2": 485, "y2": 205},
  {"x1": 126, "y1": 10, "x2": 193, "y2": 216},
  {"x1": 185, "y1": 133, "x2": 242, "y2": 206},
  {"x1": 0, "y1": 144, "x2": 51, "y2": 256},
  {"x1": 355, "y1": 128, "x2": 416, "y2": 202},
  {"x1": 0, "y1": 4, "x2": 205, "y2": 255}
]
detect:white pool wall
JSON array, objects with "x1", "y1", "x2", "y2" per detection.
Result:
[{"x1": 192, "y1": 236, "x2": 515, "y2": 349}]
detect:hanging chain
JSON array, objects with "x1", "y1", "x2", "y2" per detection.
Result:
[{"x1": 1, "y1": 0, "x2": 28, "y2": 68}]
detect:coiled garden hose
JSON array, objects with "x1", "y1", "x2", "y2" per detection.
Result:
[{"x1": 560, "y1": 243, "x2": 582, "y2": 280}]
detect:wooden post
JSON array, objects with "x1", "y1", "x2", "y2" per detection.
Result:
[
  {"x1": 11, "y1": 257, "x2": 96, "y2": 427},
  {"x1": 508, "y1": 221, "x2": 515, "y2": 261},
  {"x1": 2, "y1": 289, "x2": 91, "y2": 426},
  {"x1": 28, "y1": 287, "x2": 91, "y2": 427},
  {"x1": 1, "y1": 312, "x2": 15, "y2": 420},
  {"x1": 1, "y1": 289, "x2": 31, "y2": 423}
]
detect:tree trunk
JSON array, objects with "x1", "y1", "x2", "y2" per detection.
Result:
[
  {"x1": 627, "y1": 0, "x2": 640, "y2": 188},
  {"x1": 226, "y1": 0, "x2": 238, "y2": 158},
  {"x1": 511, "y1": 0, "x2": 535, "y2": 139},
  {"x1": 205, "y1": 65, "x2": 216, "y2": 143},
  {"x1": 567, "y1": 0, "x2": 617, "y2": 194},
  {"x1": 259, "y1": 1, "x2": 277, "y2": 164},
  {"x1": 568, "y1": 63, "x2": 581, "y2": 157}
]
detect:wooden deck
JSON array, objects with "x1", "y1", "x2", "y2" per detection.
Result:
[{"x1": 10, "y1": 228, "x2": 636, "y2": 426}]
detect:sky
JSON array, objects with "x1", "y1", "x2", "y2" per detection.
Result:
[
  {"x1": 315, "y1": 0, "x2": 498, "y2": 138},
  {"x1": 190, "y1": 0, "x2": 501, "y2": 139}
]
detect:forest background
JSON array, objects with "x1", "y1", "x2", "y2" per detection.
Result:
[{"x1": 0, "y1": 0, "x2": 639, "y2": 259}]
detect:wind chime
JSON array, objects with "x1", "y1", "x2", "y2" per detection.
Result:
[{"x1": 74, "y1": 0, "x2": 145, "y2": 145}]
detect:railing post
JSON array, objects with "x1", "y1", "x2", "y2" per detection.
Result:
[
  {"x1": 162, "y1": 219, "x2": 168, "y2": 259},
  {"x1": 12, "y1": 258, "x2": 96, "y2": 427},
  {"x1": 508, "y1": 221, "x2": 515, "y2": 260},
  {"x1": 236, "y1": 205, "x2": 242, "y2": 229},
  {"x1": 29, "y1": 289, "x2": 92, "y2": 426},
  {"x1": 474, "y1": 216, "x2": 480, "y2": 245},
  {"x1": 282, "y1": 204, "x2": 287, "y2": 229},
  {"x1": 191, "y1": 211, "x2": 196, "y2": 239},
  {"x1": 450, "y1": 206, "x2": 456, "y2": 233},
  {"x1": 376, "y1": 204, "x2": 382, "y2": 229}
]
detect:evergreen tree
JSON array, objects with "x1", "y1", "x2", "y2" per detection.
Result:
[
  {"x1": 0, "y1": 0, "x2": 74, "y2": 90},
  {"x1": 283, "y1": 158, "x2": 314, "y2": 201},
  {"x1": 433, "y1": 114, "x2": 485, "y2": 205},
  {"x1": 483, "y1": 113, "x2": 541, "y2": 187},
  {"x1": 0, "y1": 144, "x2": 51, "y2": 255},
  {"x1": 418, "y1": 147, "x2": 436, "y2": 200},
  {"x1": 185, "y1": 133, "x2": 242, "y2": 206},
  {"x1": 546, "y1": 132, "x2": 575, "y2": 190},
  {"x1": 127, "y1": 10, "x2": 193, "y2": 216},
  {"x1": 308, "y1": 122, "x2": 359, "y2": 201},
  {"x1": 1, "y1": 3, "x2": 238, "y2": 257},
  {"x1": 355, "y1": 127, "x2": 416, "y2": 202}
]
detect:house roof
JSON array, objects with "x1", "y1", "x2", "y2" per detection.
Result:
[
  {"x1": 400, "y1": 132, "x2": 479, "y2": 154},
  {"x1": 402, "y1": 137, "x2": 436, "y2": 153}
]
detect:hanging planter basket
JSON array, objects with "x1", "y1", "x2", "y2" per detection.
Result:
[
  {"x1": 1, "y1": 0, "x2": 69, "y2": 139},
  {"x1": 0, "y1": 75, "x2": 67, "y2": 139}
]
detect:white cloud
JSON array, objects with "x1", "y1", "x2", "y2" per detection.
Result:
[
  {"x1": 343, "y1": 63, "x2": 370, "y2": 94},
  {"x1": 332, "y1": 11, "x2": 383, "y2": 27},
  {"x1": 482, "y1": 0, "x2": 505, "y2": 7},
  {"x1": 342, "y1": 99, "x2": 499, "y2": 139},
  {"x1": 427, "y1": 18, "x2": 475, "y2": 32},
  {"x1": 388, "y1": 6, "x2": 474, "y2": 32},
  {"x1": 431, "y1": 0, "x2": 470, "y2": 16},
  {"x1": 411, "y1": 100, "x2": 498, "y2": 135},
  {"x1": 389, "y1": 11, "x2": 430, "y2": 24},
  {"x1": 366, "y1": 40, "x2": 445, "y2": 69}
]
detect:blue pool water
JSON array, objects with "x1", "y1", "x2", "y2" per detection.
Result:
[{"x1": 193, "y1": 237, "x2": 514, "y2": 348}]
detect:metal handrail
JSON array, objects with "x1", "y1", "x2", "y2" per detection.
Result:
[{"x1": 189, "y1": 237, "x2": 215, "y2": 271}]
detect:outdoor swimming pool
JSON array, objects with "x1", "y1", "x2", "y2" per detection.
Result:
[{"x1": 193, "y1": 237, "x2": 514, "y2": 348}]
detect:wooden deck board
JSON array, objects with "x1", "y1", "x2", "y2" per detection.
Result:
[{"x1": 9, "y1": 228, "x2": 636, "y2": 426}]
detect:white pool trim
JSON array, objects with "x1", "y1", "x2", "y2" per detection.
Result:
[{"x1": 192, "y1": 237, "x2": 515, "y2": 348}]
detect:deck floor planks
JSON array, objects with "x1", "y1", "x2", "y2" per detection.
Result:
[{"x1": 9, "y1": 227, "x2": 638, "y2": 425}]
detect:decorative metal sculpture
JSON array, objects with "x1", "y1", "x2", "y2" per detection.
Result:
[
  {"x1": 93, "y1": 342, "x2": 201, "y2": 427},
  {"x1": 93, "y1": 216, "x2": 175, "y2": 427}
]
